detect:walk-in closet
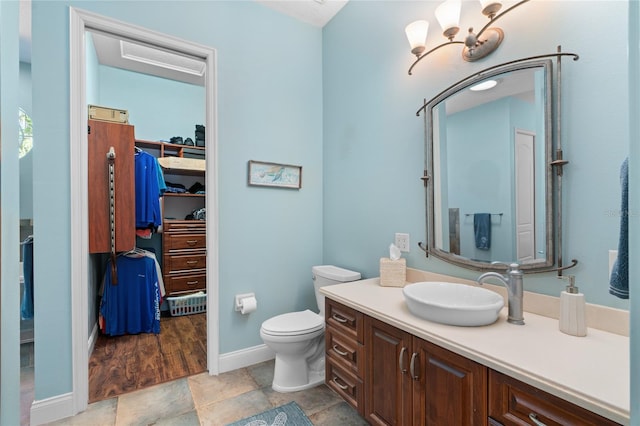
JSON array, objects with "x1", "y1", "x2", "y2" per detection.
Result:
[{"x1": 85, "y1": 29, "x2": 208, "y2": 402}]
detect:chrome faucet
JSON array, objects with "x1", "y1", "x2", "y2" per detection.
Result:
[{"x1": 476, "y1": 262, "x2": 525, "y2": 325}]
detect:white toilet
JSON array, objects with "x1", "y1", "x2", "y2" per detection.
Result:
[{"x1": 260, "y1": 265, "x2": 361, "y2": 392}]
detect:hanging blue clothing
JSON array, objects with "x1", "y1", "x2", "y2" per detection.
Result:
[
  {"x1": 100, "y1": 255, "x2": 161, "y2": 336},
  {"x1": 20, "y1": 236, "x2": 34, "y2": 320},
  {"x1": 135, "y1": 151, "x2": 162, "y2": 229}
]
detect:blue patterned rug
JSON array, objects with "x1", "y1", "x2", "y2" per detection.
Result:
[{"x1": 226, "y1": 401, "x2": 313, "y2": 426}]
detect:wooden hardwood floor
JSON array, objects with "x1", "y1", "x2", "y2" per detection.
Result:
[{"x1": 88, "y1": 312, "x2": 207, "y2": 403}]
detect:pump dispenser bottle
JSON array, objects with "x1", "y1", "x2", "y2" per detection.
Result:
[{"x1": 559, "y1": 275, "x2": 587, "y2": 337}]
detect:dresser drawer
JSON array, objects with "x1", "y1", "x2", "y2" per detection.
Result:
[
  {"x1": 326, "y1": 357, "x2": 363, "y2": 414},
  {"x1": 489, "y1": 370, "x2": 621, "y2": 426},
  {"x1": 325, "y1": 299, "x2": 364, "y2": 344},
  {"x1": 326, "y1": 325, "x2": 364, "y2": 378},
  {"x1": 164, "y1": 233, "x2": 206, "y2": 251},
  {"x1": 163, "y1": 220, "x2": 206, "y2": 233},
  {"x1": 164, "y1": 273, "x2": 206, "y2": 296},
  {"x1": 164, "y1": 253, "x2": 206, "y2": 274}
]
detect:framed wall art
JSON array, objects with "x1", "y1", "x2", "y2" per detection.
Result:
[{"x1": 247, "y1": 160, "x2": 302, "y2": 189}]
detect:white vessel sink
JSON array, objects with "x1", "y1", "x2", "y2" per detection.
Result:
[{"x1": 402, "y1": 281, "x2": 504, "y2": 326}]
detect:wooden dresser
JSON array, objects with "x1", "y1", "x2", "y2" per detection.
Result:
[{"x1": 162, "y1": 220, "x2": 206, "y2": 296}]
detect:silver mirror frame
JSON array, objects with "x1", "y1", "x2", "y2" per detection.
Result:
[{"x1": 417, "y1": 51, "x2": 580, "y2": 272}]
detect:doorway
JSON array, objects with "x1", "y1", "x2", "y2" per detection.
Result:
[
  {"x1": 514, "y1": 129, "x2": 536, "y2": 262},
  {"x1": 69, "y1": 8, "x2": 218, "y2": 414}
]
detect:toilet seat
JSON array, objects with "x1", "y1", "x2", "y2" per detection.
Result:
[{"x1": 261, "y1": 310, "x2": 324, "y2": 336}]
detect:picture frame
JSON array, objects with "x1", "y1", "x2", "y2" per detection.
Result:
[{"x1": 247, "y1": 160, "x2": 302, "y2": 189}]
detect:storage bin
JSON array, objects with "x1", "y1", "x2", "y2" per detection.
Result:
[{"x1": 167, "y1": 292, "x2": 206, "y2": 316}]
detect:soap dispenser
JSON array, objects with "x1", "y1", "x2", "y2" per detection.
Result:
[{"x1": 559, "y1": 275, "x2": 587, "y2": 337}]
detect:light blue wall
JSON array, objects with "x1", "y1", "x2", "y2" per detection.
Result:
[
  {"x1": 323, "y1": 1, "x2": 630, "y2": 311},
  {"x1": 97, "y1": 66, "x2": 205, "y2": 142},
  {"x1": 1, "y1": 1, "x2": 22, "y2": 424},
  {"x1": 31, "y1": 0, "x2": 322, "y2": 402}
]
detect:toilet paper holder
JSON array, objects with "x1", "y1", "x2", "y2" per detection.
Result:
[{"x1": 235, "y1": 293, "x2": 256, "y2": 312}]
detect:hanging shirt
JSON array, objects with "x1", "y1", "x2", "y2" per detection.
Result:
[
  {"x1": 100, "y1": 255, "x2": 161, "y2": 336},
  {"x1": 135, "y1": 151, "x2": 162, "y2": 230}
]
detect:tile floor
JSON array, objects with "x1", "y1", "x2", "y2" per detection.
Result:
[{"x1": 36, "y1": 360, "x2": 368, "y2": 425}]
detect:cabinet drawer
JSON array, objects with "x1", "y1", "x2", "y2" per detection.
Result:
[
  {"x1": 163, "y1": 220, "x2": 206, "y2": 233},
  {"x1": 326, "y1": 325, "x2": 364, "y2": 378},
  {"x1": 325, "y1": 299, "x2": 364, "y2": 344},
  {"x1": 326, "y1": 357, "x2": 363, "y2": 414},
  {"x1": 164, "y1": 233, "x2": 206, "y2": 251},
  {"x1": 164, "y1": 252, "x2": 206, "y2": 274},
  {"x1": 164, "y1": 273, "x2": 206, "y2": 296},
  {"x1": 489, "y1": 370, "x2": 621, "y2": 426}
]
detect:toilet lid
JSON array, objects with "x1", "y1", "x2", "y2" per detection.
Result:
[{"x1": 261, "y1": 310, "x2": 324, "y2": 336}]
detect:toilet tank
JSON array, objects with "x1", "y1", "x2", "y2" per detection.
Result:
[{"x1": 312, "y1": 265, "x2": 361, "y2": 317}]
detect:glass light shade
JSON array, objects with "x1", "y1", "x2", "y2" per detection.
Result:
[
  {"x1": 405, "y1": 20, "x2": 429, "y2": 54},
  {"x1": 435, "y1": 0, "x2": 461, "y2": 33},
  {"x1": 479, "y1": 0, "x2": 502, "y2": 17},
  {"x1": 469, "y1": 79, "x2": 498, "y2": 91}
]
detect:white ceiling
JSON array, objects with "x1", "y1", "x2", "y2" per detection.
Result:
[{"x1": 256, "y1": 0, "x2": 348, "y2": 27}]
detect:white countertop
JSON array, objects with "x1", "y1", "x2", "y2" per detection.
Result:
[{"x1": 321, "y1": 278, "x2": 630, "y2": 425}]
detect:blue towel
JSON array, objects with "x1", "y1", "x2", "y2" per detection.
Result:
[
  {"x1": 610, "y1": 158, "x2": 628, "y2": 299},
  {"x1": 474, "y1": 213, "x2": 491, "y2": 250},
  {"x1": 21, "y1": 236, "x2": 34, "y2": 319}
]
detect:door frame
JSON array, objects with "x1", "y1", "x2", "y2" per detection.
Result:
[{"x1": 69, "y1": 7, "x2": 219, "y2": 414}]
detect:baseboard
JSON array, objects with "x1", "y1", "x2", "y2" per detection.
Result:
[
  {"x1": 30, "y1": 392, "x2": 74, "y2": 425},
  {"x1": 218, "y1": 344, "x2": 274, "y2": 374},
  {"x1": 88, "y1": 322, "x2": 99, "y2": 355}
]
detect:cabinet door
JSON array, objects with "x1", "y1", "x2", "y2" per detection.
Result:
[
  {"x1": 88, "y1": 119, "x2": 135, "y2": 253},
  {"x1": 364, "y1": 317, "x2": 412, "y2": 426},
  {"x1": 413, "y1": 338, "x2": 487, "y2": 426}
]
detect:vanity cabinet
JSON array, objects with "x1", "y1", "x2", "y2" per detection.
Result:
[
  {"x1": 363, "y1": 316, "x2": 486, "y2": 426},
  {"x1": 325, "y1": 299, "x2": 365, "y2": 413},
  {"x1": 488, "y1": 370, "x2": 619, "y2": 426},
  {"x1": 325, "y1": 296, "x2": 621, "y2": 426}
]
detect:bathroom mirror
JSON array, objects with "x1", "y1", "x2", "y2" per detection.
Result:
[{"x1": 421, "y1": 59, "x2": 558, "y2": 271}]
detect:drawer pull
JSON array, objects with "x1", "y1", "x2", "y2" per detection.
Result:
[
  {"x1": 332, "y1": 313, "x2": 348, "y2": 323},
  {"x1": 186, "y1": 260, "x2": 199, "y2": 266},
  {"x1": 410, "y1": 352, "x2": 419, "y2": 380},
  {"x1": 332, "y1": 345, "x2": 349, "y2": 357},
  {"x1": 186, "y1": 240, "x2": 198, "y2": 246},
  {"x1": 332, "y1": 376, "x2": 349, "y2": 391},
  {"x1": 399, "y1": 347, "x2": 408, "y2": 374},
  {"x1": 528, "y1": 413, "x2": 547, "y2": 426},
  {"x1": 186, "y1": 281, "x2": 199, "y2": 286}
]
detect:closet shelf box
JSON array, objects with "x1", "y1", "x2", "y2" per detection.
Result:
[
  {"x1": 158, "y1": 156, "x2": 205, "y2": 173},
  {"x1": 88, "y1": 104, "x2": 129, "y2": 124},
  {"x1": 167, "y1": 292, "x2": 206, "y2": 316},
  {"x1": 379, "y1": 258, "x2": 406, "y2": 287}
]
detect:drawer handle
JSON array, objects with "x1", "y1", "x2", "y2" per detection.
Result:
[
  {"x1": 186, "y1": 281, "x2": 199, "y2": 286},
  {"x1": 399, "y1": 347, "x2": 408, "y2": 374},
  {"x1": 332, "y1": 313, "x2": 348, "y2": 323},
  {"x1": 528, "y1": 413, "x2": 547, "y2": 426},
  {"x1": 410, "y1": 352, "x2": 419, "y2": 380},
  {"x1": 186, "y1": 240, "x2": 198, "y2": 246},
  {"x1": 332, "y1": 345, "x2": 349, "y2": 357},
  {"x1": 186, "y1": 260, "x2": 199, "y2": 266},
  {"x1": 332, "y1": 376, "x2": 349, "y2": 391}
]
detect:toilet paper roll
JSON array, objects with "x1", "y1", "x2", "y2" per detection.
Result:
[{"x1": 240, "y1": 296, "x2": 257, "y2": 314}]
